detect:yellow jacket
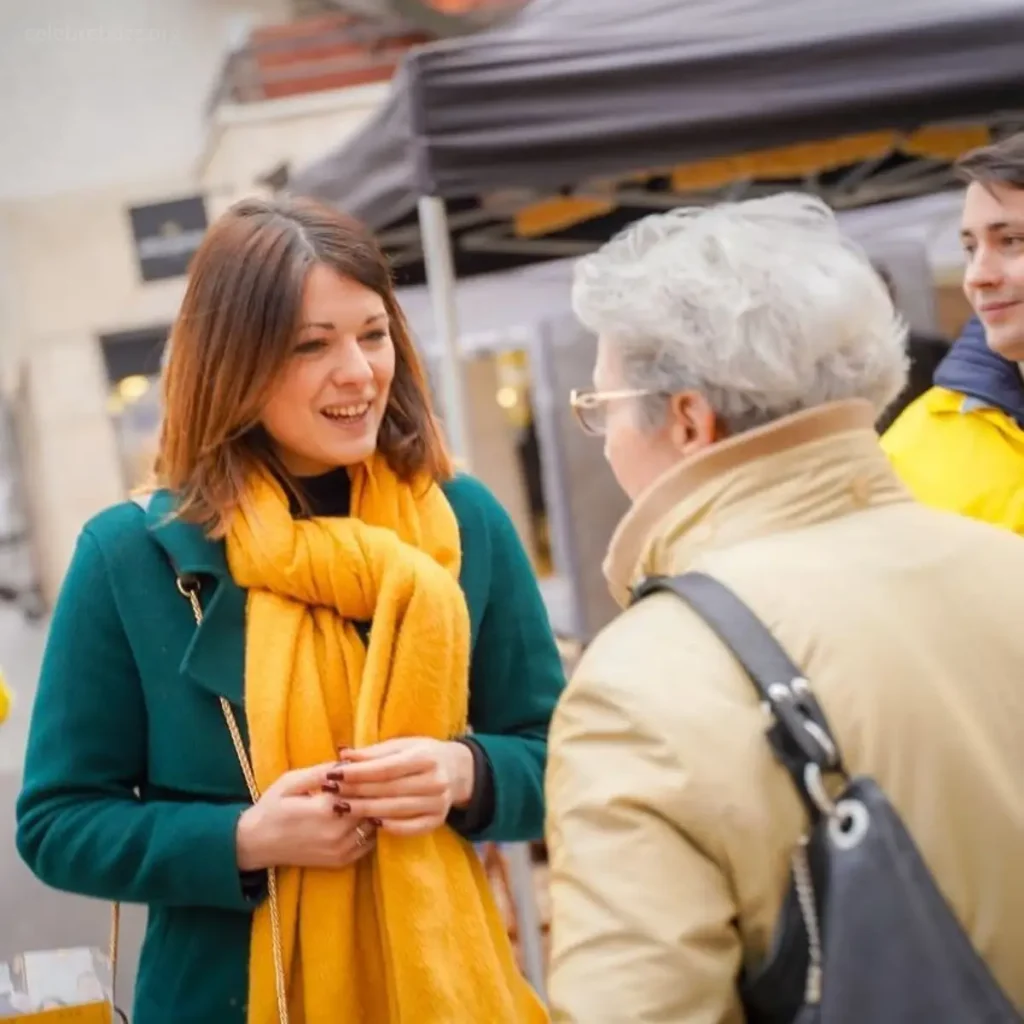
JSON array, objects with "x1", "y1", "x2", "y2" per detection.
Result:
[
  {"x1": 0, "y1": 670, "x2": 10, "y2": 724},
  {"x1": 882, "y1": 386, "x2": 1024, "y2": 535}
]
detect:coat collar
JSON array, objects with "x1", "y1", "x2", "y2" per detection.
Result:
[
  {"x1": 145, "y1": 489, "x2": 230, "y2": 578},
  {"x1": 143, "y1": 490, "x2": 245, "y2": 705},
  {"x1": 933, "y1": 316, "x2": 1024, "y2": 428},
  {"x1": 604, "y1": 400, "x2": 912, "y2": 607}
]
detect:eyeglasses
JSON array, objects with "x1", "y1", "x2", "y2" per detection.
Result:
[{"x1": 569, "y1": 387, "x2": 657, "y2": 436}]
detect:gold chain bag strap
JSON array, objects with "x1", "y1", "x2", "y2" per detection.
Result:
[{"x1": 108, "y1": 574, "x2": 290, "y2": 1024}]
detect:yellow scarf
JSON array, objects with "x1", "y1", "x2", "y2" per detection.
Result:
[{"x1": 225, "y1": 454, "x2": 548, "y2": 1024}]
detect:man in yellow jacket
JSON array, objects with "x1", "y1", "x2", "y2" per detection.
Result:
[
  {"x1": 883, "y1": 132, "x2": 1024, "y2": 534},
  {"x1": 0, "y1": 667, "x2": 11, "y2": 724}
]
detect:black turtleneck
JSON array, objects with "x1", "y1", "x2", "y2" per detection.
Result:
[
  {"x1": 293, "y1": 466, "x2": 353, "y2": 517},
  {"x1": 291, "y1": 466, "x2": 495, "y2": 836}
]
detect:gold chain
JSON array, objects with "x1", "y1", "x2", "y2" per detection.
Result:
[
  {"x1": 177, "y1": 577, "x2": 290, "y2": 1024},
  {"x1": 791, "y1": 836, "x2": 823, "y2": 1005},
  {"x1": 108, "y1": 903, "x2": 120, "y2": 1008}
]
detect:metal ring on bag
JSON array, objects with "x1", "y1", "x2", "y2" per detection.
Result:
[
  {"x1": 802, "y1": 721, "x2": 838, "y2": 766},
  {"x1": 804, "y1": 764, "x2": 870, "y2": 848},
  {"x1": 803, "y1": 762, "x2": 839, "y2": 818},
  {"x1": 354, "y1": 823, "x2": 372, "y2": 847},
  {"x1": 828, "y1": 799, "x2": 870, "y2": 850}
]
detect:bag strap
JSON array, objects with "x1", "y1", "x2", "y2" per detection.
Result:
[
  {"x1": 116, "y1": 495, "x2": 290, "y2": 1022},
  {"x1": 631, "y1": 572, "x2": 845, "y2": 816}
]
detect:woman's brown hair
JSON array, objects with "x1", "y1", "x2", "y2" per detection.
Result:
[{"x1": 155, "y1": 196, "x2": 452, "y2": 534}]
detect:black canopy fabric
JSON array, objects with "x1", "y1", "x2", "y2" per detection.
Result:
[
  {"x1": 293, "y1": 63, "x2": 419, "y2": 232},
  {"x1": 290, "y1": 0, "x2": 1024, "y2": 229}
]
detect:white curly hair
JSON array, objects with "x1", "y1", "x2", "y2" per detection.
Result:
[{"x1": 572, "y1": 193, "x2": 909, "y2": 434}]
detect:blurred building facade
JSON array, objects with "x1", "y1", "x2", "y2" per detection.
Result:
[
  {"x1": 0, "y1": 0, "x2": 481, "y2": 604},
  {"x1": 0, "y1": 0, "x2": 982, "y2": 621}
]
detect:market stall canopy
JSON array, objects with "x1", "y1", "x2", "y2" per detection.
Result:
[
  {"x1": 290, "y1": 0, "x2": 1024, "y2": 228},
  {"x1": 394, "y1": 188, "x2": 965, "y2": 356}
]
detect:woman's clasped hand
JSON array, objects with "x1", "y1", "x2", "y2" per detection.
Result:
[
  {"x1": 235, "y1": 738, "x2": 476, "y2": 871},
  {"x1": 331, "y1": 737, "x2": 476, "y2": 835}
]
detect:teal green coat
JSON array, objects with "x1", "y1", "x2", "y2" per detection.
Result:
[{"x1": 16, "y1": 475, "x2": 564, "y2": 1024}]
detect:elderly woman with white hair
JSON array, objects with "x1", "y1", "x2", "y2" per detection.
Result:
[{"x1": 545, "y1": 195, "x2": 1024, "y2": 1022}]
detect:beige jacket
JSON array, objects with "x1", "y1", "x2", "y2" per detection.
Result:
[{"x1": 545, "y1": 401, "x2": 1024, "y2": 1023}]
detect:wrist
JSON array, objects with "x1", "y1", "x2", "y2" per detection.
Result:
[
  {"x1": 447, "y1": 740, "x2": 476, "y2": 809},
  {"x1": 236, "y1": 805, "x2": 271, "y2": 871}
]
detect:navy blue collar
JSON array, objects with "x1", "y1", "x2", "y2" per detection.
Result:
[{"x1": 933, "y1": 317, "x2": 1024, "y2": 428}]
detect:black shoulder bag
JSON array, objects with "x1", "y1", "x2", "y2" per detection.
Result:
[{"x1": 632, "y1": 572, "x2": 1022, "y2": 1023}]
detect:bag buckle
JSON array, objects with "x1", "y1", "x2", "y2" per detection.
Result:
[{"x1": 764, "y1": 678, "x2": 840, "y2": 771}]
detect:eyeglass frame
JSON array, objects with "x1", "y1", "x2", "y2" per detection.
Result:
[{"x1": 569, "y1": 387, "x2": 660, "y2": 436}]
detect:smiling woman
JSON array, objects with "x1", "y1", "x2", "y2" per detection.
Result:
[
  {"x1": 158, "y1": 199, "x2": 450, "y2": 532},
  {"x1": 16, "y1": 197, "x2": 562, "y2": 1024},
  {"x1": 260, "y1": 270, "x2": 396, "y2": 477}
]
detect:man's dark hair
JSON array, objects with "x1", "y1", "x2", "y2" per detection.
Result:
[{"x1": 955, "y1": 132, "x2": 1024, "y2": 189}]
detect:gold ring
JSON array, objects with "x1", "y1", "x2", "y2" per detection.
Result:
[{"x1": 354, "y1": 823, "x2": 372, "y2": 847}]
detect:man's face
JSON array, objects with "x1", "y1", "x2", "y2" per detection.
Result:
[{"x1": 961, "y1": 181, "x2": 1024, "y2": 360}]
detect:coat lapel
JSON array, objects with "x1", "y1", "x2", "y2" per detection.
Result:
[{"x1": 144, "y1": 490, "x2": 247, "y2": 706}]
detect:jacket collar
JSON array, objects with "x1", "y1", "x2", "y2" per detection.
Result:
[
  {"x1": 144, "y1": 490, "x2": 245, "y2": 705},
  {"x1": 145, "y1": 489, "x2": 230, "y2": 578},
  {"x1": 933, "y1": 316, "x2": 1024, "y2": 428},
  {"x1": 604, "y1": 400, "x2": 912, "y2": 607}
]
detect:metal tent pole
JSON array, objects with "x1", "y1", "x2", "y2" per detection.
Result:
[
  {"x1": 417, "y1": 196, "x2": 547, "y2": 997},
  {"x1": 417, "y1": 196, "x2": 471, "y2": 466}
]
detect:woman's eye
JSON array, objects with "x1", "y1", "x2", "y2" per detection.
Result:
[
  {"x1": 361, "y1": 330, "x2": 388, "y2": 344},
  {"x1": 293, "y1": 338, "x2": 327, "y2": 355}
]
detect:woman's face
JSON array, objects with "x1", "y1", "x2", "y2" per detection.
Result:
[
  {"x1": 594, "y1": 337, "x2": 715, "y2": 501},
  {"x1": 594, "y1": 338, "x2": 671, "y2": 501},
  {"x1": 260, "y1": 264, "x2": 396, "y2": 476}
]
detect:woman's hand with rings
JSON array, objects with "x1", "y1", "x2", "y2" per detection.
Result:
[
  {"x1": 235, "y1": 764, "x2": 378, "y2": 871},
  {"x1": 352, "y1": 820, "x2": 374, "y2": 849},
  {"x1": 328, "y1": 737, "x2": 477, "y2": 838}
]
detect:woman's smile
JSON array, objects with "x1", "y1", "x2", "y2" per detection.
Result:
[
  {"x1": 320, "y1": 400, "x2": 374, "y2": 432},
  {"x1": 321, "y1": 401, "x2": 371, "y2": 423}
]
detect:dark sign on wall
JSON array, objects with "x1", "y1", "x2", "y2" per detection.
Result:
[{"x1": 128, "y1": 195, "x2": 207, "y2": 282}]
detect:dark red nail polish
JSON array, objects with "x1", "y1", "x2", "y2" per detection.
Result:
[
  {"x1": 321, "y1": 782, "x2": 340, "y2": 794},
  {"x1": 333, "y1": 802, "x2": 351, "y2": 816},
  {"x1": 326, "y1": 770, "x2": 345, "y2": 782},
  {"x1": 369, "y1": 818, "x2": 383, "y2": 828}
]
